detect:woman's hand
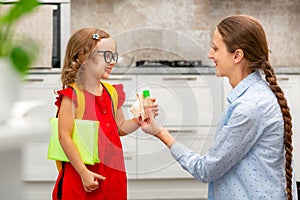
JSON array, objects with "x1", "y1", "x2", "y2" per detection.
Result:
[
  {"x1": 141, "y1": 108, "x2": 163, "y2": 136},
  {"x1": 141, "y1": 108, "x2": 175, "y2": 148},
  {"x1": 151, "y1": 101, "x2": 159, "y2": 118},
  {"x1": 80, "y1": 169, "x2": 106, "y2": 192},
  {"x1": 143, "y1": 97, "x2": 159, "y2": 121}
]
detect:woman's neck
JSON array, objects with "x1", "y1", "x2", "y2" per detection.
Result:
[{"x1": 228, "y1": 67, "x2": 253, "y2": 88}]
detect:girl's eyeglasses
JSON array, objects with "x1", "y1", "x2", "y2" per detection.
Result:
[{"x1": 96, "y1": 50, "x2": 118, "y2": 64}]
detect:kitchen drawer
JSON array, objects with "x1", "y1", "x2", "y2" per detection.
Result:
[
  {"x1": 22, "y1": 142, "x2": 58, "y2": 181},
  {"x1": 121, "y1": 132, "x2": 138, "y2": 179},
  {"x1": 137, "y1": 126, "x2": 215, "y2": 179},
  {"x1": 17, "y1": 74, "x2": 61, "y2": 122},
  {"x1": 137, "y1": 75, "x2": 223, "y2": 126}
]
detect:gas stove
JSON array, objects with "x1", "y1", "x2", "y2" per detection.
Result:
[{"x1": 136, "y1": 60, "x2": 202, "y2": 67}]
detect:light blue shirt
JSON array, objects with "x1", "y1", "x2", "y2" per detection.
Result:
[{"x1": 171, "y1": 71, "x2": 298, "y2": 199}]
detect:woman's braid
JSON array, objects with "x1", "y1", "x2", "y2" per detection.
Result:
[{"x1": 262, "y1": 61, "x2": 293, "y2": 200}]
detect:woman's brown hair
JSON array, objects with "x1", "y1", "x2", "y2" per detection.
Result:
[
  {"x1": 61, "y1": 28, "x2": 110, "y2": 89},
  {"x1": 217, "y1": 15, "x2": 294, "y2": 199}
]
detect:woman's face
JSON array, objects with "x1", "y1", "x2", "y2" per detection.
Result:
[
  {"x1": 85, "y1": 37, "x2": 117, "y2": 80},
  {"x1": 208, "y1": 28, "x2": 235, "y2": 78}
]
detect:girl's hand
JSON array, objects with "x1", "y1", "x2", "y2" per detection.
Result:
[{"x1": 81, "y1": 169, "x2": 106, "y2": 192}]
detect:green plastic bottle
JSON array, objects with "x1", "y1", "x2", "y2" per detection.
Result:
[{"x1": 143, "y1": 90, "x2": 150, "y2": 98}]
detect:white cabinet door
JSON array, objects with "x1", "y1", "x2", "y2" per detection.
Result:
[
  {"x1": 22, "y1": 142, "x2": 58, "y2": 181},
  {"x1": 105, "y1": 75, "x2": 138, "y2": 179},
  {"x1": 136, "y1": 74, "x2": 219, "y2": 178},
  {"x1": 19, "y1": 74, "x2": 61, "y2": 181},
  {"x1": 136, "y1": 75, "x2": 223, "y2": 126},
  {"x1": 277, "y1": 75, "x2": 300, "y2": 181},
  {"x1": 137, "y1": 126, "x2": 215, "y2": 179},
  {"x1": 18, "y1": 74, "x2": 61, "y2": 121}
]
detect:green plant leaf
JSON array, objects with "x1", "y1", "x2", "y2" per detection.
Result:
[
  {"x1": 10, "y1": 46, "x2": 30, "y2": 75},
  {"x1": 1, "y1": 0, "x2": 40, "y2": 24}
]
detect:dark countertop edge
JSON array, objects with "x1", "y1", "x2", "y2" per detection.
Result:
[{"x1": 27, "y1": 66, "x2": 300, "y2": 75}]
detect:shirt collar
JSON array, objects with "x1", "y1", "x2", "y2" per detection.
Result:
[{"x1": 227, "y1": 70, "x2": 262, "y2": 104}]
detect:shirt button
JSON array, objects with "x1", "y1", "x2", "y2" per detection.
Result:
[
  {"x1": 102, "y1": 110, "x2": 107, "y2": 114},
  {"x1": 99, "y1": 96, "x2": 103, "y2": 100},
  {"x1": 106, "y1": 123, "x2": 110, "y2": 127}
]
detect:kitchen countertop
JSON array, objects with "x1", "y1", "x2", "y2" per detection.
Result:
[{"x1": 29, "y1": 66, "x2": 300, "y2": 75}]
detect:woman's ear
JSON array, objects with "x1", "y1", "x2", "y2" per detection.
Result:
[{"x1": 233, "y1": 49, "x2": 244, "y2": 64}]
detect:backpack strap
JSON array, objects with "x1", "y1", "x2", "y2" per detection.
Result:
[
  {"x1": 102, "y1": 81, "x2": 118, "y2": 116},
  {"x1": 70, "y1": 81, "x2": 118, "y2": 117},
  {"x1": 69, "y1": 82, "x2": 85, "y2": 119}
]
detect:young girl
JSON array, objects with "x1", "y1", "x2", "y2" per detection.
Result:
[
  {"x1": 52, "y1": 28, "x2": 156, "y2": 200},
  {"x1": 141, "y1": 15, "x2": 298, "y2": 199}
]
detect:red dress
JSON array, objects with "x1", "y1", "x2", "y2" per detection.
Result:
[{"x1": 52, "y1": 84, "x2": 127, "y2": 200}]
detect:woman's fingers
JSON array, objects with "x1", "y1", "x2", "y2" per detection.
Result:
[{"x1": 151, "y1": 103, "x2": 159, "y2": 117}]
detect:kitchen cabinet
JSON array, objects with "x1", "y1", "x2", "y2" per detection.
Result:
[
  {"x1": 18, "y1": 72, "x2": 222, "y2": 199},
  {"x1": 135, "y1": 75, "x2": 222, "y2": 179},
  {"x1": 18, "y1": 74, "x2": 61, "y2": 120},
  {"x1": 136, "y1": 127, "x2": 215, "y2": 179},
  {"x1": 277, "y1": 75, "x2": 300, "y2": 181},
  {"x1": 19, "y1": 74, "x2": 61, "y2": 181},
  {"x1": 15, "y1": 74, "x2": 61, "y2": 199},
  {"x1": 135, "y1": 75, "x2": 223, "y2": 126},
  {"x1": 18, "y1": 71, "x2": 299, "y2": 199}
]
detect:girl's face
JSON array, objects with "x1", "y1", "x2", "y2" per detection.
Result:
[
  {"x1": 208, "y1": 28, "x2": 235, "y2": 78},
  {"x1": 84, "y1": 38, "x2": 117, "y2": 80}
]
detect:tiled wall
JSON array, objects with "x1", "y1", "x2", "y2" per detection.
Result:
[{"x1": 71, "y1": 0, "x2": 300, "y2": 67}]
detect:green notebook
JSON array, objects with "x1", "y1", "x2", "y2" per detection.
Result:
[{"x1": 47, "y1": 118, "x2": 100, "y2": 165}]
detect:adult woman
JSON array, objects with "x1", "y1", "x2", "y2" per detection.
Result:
[{"x1": 141, "y1": 15, "x2": 297, "y2": 199}]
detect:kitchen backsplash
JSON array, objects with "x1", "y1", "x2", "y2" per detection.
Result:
[{"x1": 71, "y1": 0, "x2": 300, "y2": 67}]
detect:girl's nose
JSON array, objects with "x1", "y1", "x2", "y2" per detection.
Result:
[{"x1": 110, "y1": 60, "x2": 117, "y2": 65}]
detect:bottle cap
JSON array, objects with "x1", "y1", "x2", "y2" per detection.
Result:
[{"x1": 143, "y1": 90, "x2": 150, "y2": 98}]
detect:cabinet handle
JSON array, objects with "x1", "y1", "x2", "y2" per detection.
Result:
[
  {"x1": 277, "y1": 77, "x2": 289, "y2": 81},
  {"x1": 23, "y1": 78, "x2": 44, "y2": 82},
  {"x1": 124, "y1": 156, "x2": 133, "y2": 160},
  {"x1": 109, "y1": 77, "x2": 133, "y2": 81},
  {"x1": 123, "y1": 103, "x2": 134, "y2": 107},
  {"x1": 168, "y1": 129, "x2": 196, "y2": 134},
  {"x1": 123, "y1": 100, "x2": 135, "y2": 107},
  {"x1": 163, "y1": 77, "x2": 197, "y2": 81}
]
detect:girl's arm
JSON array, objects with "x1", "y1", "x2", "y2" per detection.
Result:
[
  {"x1": 115, "y1": 107, "x2": 140, "y2": 136},
  {"x1": 58, "y1": 96, "x2": 105, "y2": 192}
]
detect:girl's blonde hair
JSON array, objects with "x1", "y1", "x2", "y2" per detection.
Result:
[{"x1": 61, "y1": 28, "x2": 110, "y2": 89}]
